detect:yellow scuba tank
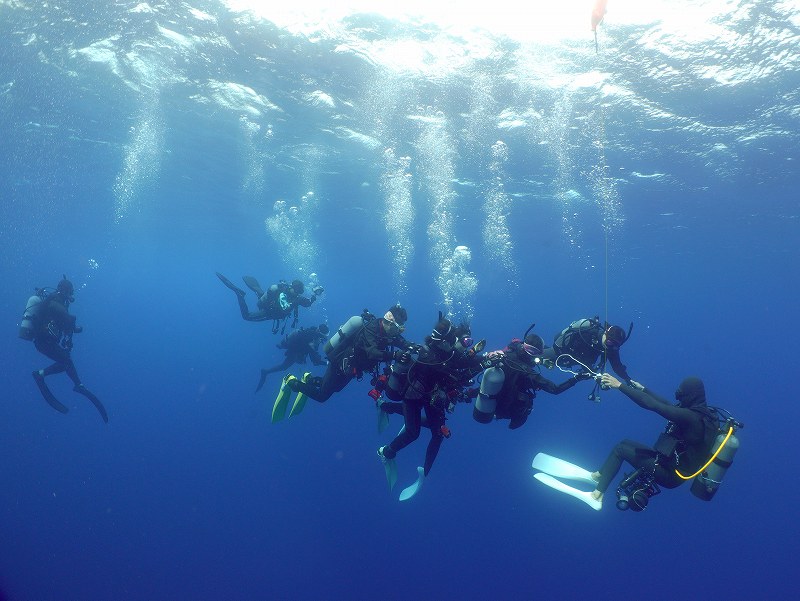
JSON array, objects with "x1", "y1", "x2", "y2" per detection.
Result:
[{"x1": 689, "y1": 421, "x2": 740, "y2": 501}]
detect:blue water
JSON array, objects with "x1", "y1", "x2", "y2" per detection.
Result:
[{"x1": 2, "y1": 1, "x2": 798, "y2": 599}]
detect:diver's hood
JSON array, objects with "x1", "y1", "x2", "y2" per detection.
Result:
[{"x1": 675, "y1": 376, "x2": 706, "y2": 408}]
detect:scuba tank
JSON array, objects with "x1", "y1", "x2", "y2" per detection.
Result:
[
  {"x1": 19, "y1": 290, "x2": 48, "y2": 340},
  {"x1": 690, "y1": 417, "x2": 741, "y2": 501},
  {"x1": 385, "y1": 358, "x2": 410, "y2": 401},
  {"x1": 473, "y1": 366, "x2": 504, "y2": 423},
  {"x1": 324, "y1": 315, "x2": 364, "y2": 359}
]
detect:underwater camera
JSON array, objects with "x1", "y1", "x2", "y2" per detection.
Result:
[{"x1": 616, "y1": 467, "x2": 661, "y2": 512}]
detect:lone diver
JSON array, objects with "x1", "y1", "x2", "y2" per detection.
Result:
[{"x1": 22, "y1": 277, "x2": 108, "y2": 422}]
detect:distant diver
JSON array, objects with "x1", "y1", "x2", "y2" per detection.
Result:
[
  {"x1": 20, "y1": 276, "x2": 108, "y2": 423},
  {"x1": 256, "y1": 324, "x2": 329, "y2": 394},
  {"x1": 216, "y1": 272, "x2": 323, "y2": 333}
]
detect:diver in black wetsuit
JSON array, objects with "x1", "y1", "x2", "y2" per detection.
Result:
[
  {"x1": 286, "y1": 305, "x2": 410, "y2": 403},
  {"x1": 588, "y1": 374, "x2": 719, "y2": 506},
  {"x1": 255, "y1": 324, "x2": 329, "y2": 392},
  {"x1": 23, "y1": 277, "x2": 108, "y2": 423},
  {"x1": 216, "y1": 272, "x2": 323, "y2": 332},
  {"x1": 541, "y1": 317, "x2": 633, "y2": 400},
  {"x1": 377, "y1": 317, "x2": 482, "y2": 478},
  {"x1": 474, "y1": 333, "x2": 591, "y2": 429}
]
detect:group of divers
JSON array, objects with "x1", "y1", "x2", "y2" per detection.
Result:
[{"x1": 20, "y1": 273, "x2": 743, "y2": 511}]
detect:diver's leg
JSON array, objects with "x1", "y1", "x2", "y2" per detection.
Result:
[
  {"x1": 381, "y1": 400, "x2": 405, "y2": 416},
  {"x1": 216, "y1": 272, "x2": 246, "y2": 296},
  {"x1": 595, "y1": 439, "x2": 654, "y2": 495},
  {"x1": 382, "y1": 401, "x2": 422, "y2": 459},
  {"x1": 422, "y1": 405, "x2": 446, "y2": 476},
  {"x1": 256, "y1": 356, "x2": 295, "y2": 392},
  {"x1": 291, "y1": 364, "x2": 335, "y2": 402}
]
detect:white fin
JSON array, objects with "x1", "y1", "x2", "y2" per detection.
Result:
[
  {"x1": 532, "y1": 452, "x2": 597, "y2": 485},
  {"x1": 534, "y1": 473, "x2": 602, "y2": 511},
  {"x1": 398, "y1": 467, "x2": 425, "y2": 502}
]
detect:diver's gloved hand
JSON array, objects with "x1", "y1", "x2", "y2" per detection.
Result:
[
  {"x1": 576, "y1": 371, "x2": 594, "y2": 381},
  {"x1": 73, "y1": 326, "x2": 83, "y2": 334},
  {"x1": 313, "y1": 286, "x2": 324, "y2": 295}
]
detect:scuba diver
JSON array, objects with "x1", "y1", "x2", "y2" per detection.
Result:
[
  {"x1": 255, "y1": 324, "x2": 329, "y2": 393},
  {"x1": 215, "y1": 272, "x2": 323, "y2": 333},
  {"x1": 473, "y1": 330, "x2": 591, "y2": 429},
  {"x1": 375, "y1": 315, "x2": 483, "y2": 499},
  {"x1": 541, "y1": 317, "x2": 633, "y2": 400},
  {"x1": 20, "y1": 276, "x2": 108, "y2": 423},
  {"x1": 531, "y1": 374, "x2": 741, "y2": 511},
  {"x1": 271, "y1": 305, "x2": 411, "y2": 423}
]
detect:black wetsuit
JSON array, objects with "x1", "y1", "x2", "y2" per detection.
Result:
[
  {"x1": 542, "y1": 318, "x2": 631, "y2": 381},
  {"x1": 493, "y1": 345, "x2": 586, "y2": 429},
  {"x1": 33, "y1": 295, "x2": 81, "y2": 385},
  {"x1": 239, "y1": 286, "x2": 315, "y2": 324},
  {"x1": 596, "y1": 382, "x2": 712, "y2": 494},
  {"x1": 381, "y1": 345, "x2": 481, "y2": 475},
  {"x1": 217, "y1": 273, "x2": 316, "y2": 326},
  {"x1": 30, "y1": 293, "x2": 108, "y2": 422},
  {"x1": 255, "y1": 327, "x2": 327, "y2": 391},
  {"x1": 294, "y1": 316, "x2": 408, "y2": 402}
]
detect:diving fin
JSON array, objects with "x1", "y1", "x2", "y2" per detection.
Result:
[
  {"x1": 531, "y1": 452, "x2": 598, "y2": 485},
  {"x1": 288, "y1": 372, "x2": 311, "y2": 417},
  {"x1": 378, "y1": 447, "x2": 398, "y2": 491},
  {"x1": 533, "y1": 473, "x2": 602, "y2": 511},
  {"x1": 215, "y1": 272, "x2": 245, "y2": 297},
  {"x1": 32, "y1": 371, "x2": 69, "y2": 414},
  {"x1": 255, "y1": 369, "x2": 268, "y2": 393},
  {"x1": 271, "y1": 375, "x2": 294, "y2": 423},
  {"x1": 377, "y1": 399, "x2": 389, "y2": 434},
  {"x1": 241, "y1": 275, "x2": 264, "y2": 297},
  {"x1": 73, "y1": 384, "x2": 109, "y2": 423},
  {"x1": 399, "y1": 466, "x2": 425, "y2": 501}
]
